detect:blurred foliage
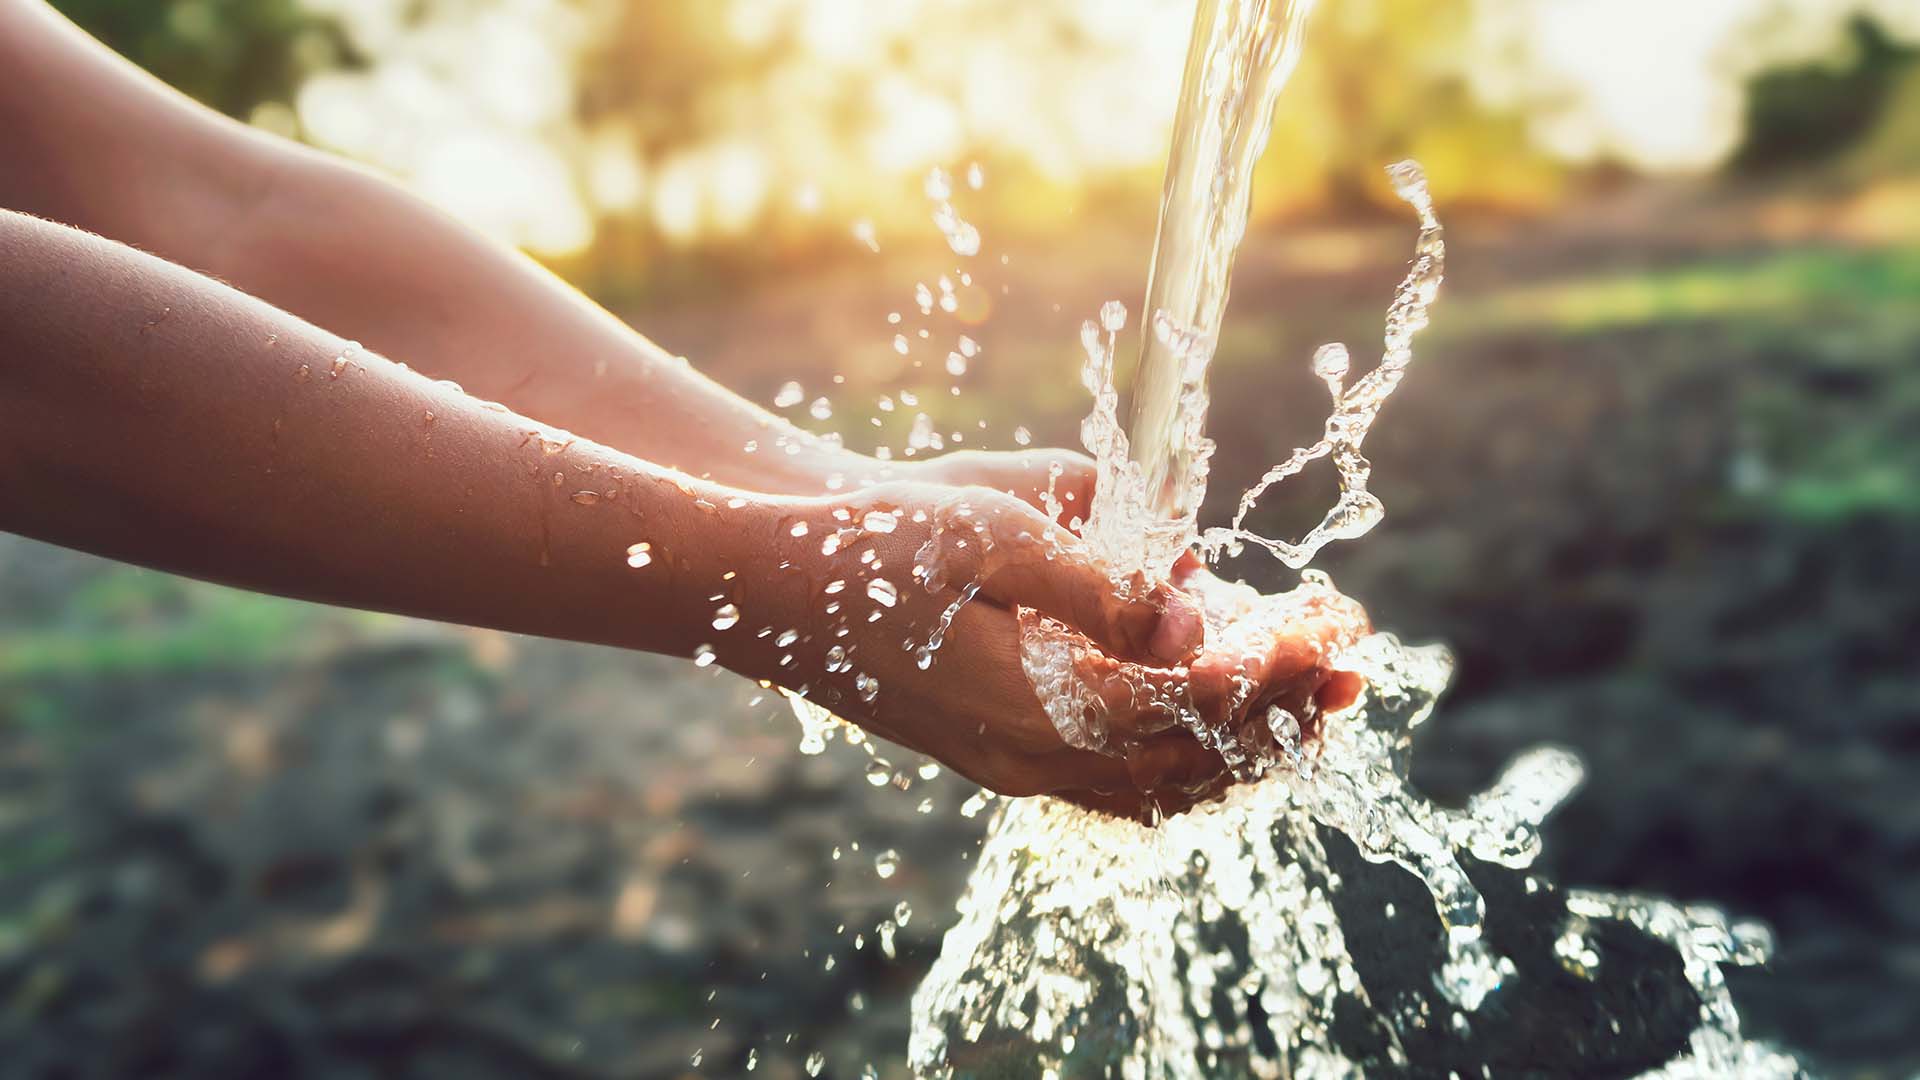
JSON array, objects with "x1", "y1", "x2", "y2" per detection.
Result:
[
  {"x1": 49, "y1": 0, "x2": 345, "y2": 121},
  {"x1": 47, "y1": 0, "x2": 1920, "y2": 266},
  {"x1": 1735, "y1": 15, "x2": 1920, "y2": 173}
]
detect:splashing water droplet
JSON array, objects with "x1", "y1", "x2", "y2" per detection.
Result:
[
  {"x1": 867, "y1": 579, "x2": 899, "y2": 607},
  {"x1": 712, "y1": 604, "x2": 740, "y2": 630},
  {"x1": 805, "y1": 1051, "x2": 825, "y2": 1076},
  {"x1": 809, "y1": 397, "x2": 833, "y2": 420},
  {"x1": 1013, "y1": 426, "x2": 1033, "y2": 446},
  {"x1": 774, "y1": 381, "x2": 804, "y2": 408},
  {"x1": 626, "y1": 542, "x2": 653, "y2": 568},
  {"x1": 864, "y1": 760, "x2": 892, "y2": 787},
  {"x1": 1311, "y1": 342, "x2": 1349, "y2": 382},
  {"x1": 692, "y1": 644, "x2": 717, "y2": 668},
  {"x1": 873, "y1": 849, "x2": 900, "y2": 879}
]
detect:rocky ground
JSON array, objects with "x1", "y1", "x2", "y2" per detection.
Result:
[{"x1": 1, "y1": 182, "x2": 1915, "y2": 1078}]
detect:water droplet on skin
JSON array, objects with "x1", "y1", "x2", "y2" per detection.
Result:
[
  {"x1": 712, "y1": 604, "x2": 740, "y2": 630},
  {"x1": 571, "y1": 491, "x2": 601, "y2": 506},
  {"x1": 776, "y1": 629, "x2": 799, "y2": 648},
  {"x1": 823, "y1": 579, "x2": 846, "y2": 595},
  {"x1": 626, "y1": 542, "x2": 653, "y2": 568},
  {"x1": 294, "y1": 364, "x2": 311, "y2": 381},
  {"x1": 774, "y1": 381, "x2": 804, "y2": 408},
  {"x1": 692, "y1": 644, "x2": 717, "y2": 668},
  {"x1": 917, "y1": 762, "x2": 940, "y2": 780},
  {"x1": 873, "y1": 849, "x2": 900, "y2": 879},
  {"x1": 809, "y1": 397, "x2": 833, "y2": 420},
  {"x1": 892, "y1": 334, "x2": 910, "y2": 356},
  {"x1": 825, "y1": 645, "x2": 848, "y2": 672},
  {"x1": 790, "y1": 521, "x2": 809, "y2": 537},
  {"x1": 855, "y1": 673, "x2": 879, "y2": 702},
  {"x1": 866, "y1": 579, "x2": 898, "y2": 607},
  {"x1": 861, "y1": 510, "x2": 898, "y2": 533}
]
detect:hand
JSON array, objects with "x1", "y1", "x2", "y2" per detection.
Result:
[
  {"x1": 894, "y1": 448, "x2": 1098, "y2": 529},
  {"x1": 721, "y1": 481, "x2": 1220, "y2": 817},
  {"x1": 1171, "y1": 553, "x2": 1370, "y2": 764}
]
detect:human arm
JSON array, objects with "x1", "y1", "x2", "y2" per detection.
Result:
[
  {"x1": 0, "y1": 0, "x2": 879, "y2": 495},
  {"x1": 0, "y1": 209, "x2": 1217, "y2": 808}
]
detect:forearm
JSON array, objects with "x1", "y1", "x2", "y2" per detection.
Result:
[
  {"x1": 191, "y1": 149, "x2": 871, "y2": 493},
  {"x1": 0, "y1": 0, "x2": 867, "y2": 494},
  {"x1": 0, "y1": 209, "x2": 779, "y2": 658}
]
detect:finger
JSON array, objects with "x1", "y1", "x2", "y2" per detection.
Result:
[
  {"x1": 943, "y1": 449, "x2": 1097, "y2": 524},
  {"x1": 1316, "y1": 669, "x2": 1365, "y2": 714},
  {"x1": 1123, "y1": 730, "x2": 1229, "y2": 791},
  {"x1": 984, "y1": 551, "x2": 1203, "y2": 665}
]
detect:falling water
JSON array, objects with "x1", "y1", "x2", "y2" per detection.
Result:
[{"x1": 903, "y1": 0, "x2": 1805, "y2": 1076}]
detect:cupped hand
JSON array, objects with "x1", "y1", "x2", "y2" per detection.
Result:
[
  {"x1": 725, "y1": 481, "x2": 1220, "y2": 817},
  {"x1": 1170, "y1": 553, "x2": 1370, "y2": 762},
  {"x1": 893, "y1": 448, "x2": 1098, "y2": 529}
]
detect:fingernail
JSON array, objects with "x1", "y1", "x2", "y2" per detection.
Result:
[{"x1": 1148, "y1": 590, "x2": 1205, "y2": 665}]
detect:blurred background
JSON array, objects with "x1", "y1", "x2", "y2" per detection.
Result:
[{"x1": 3, "y1": 0, "x2": 1918, "y2": 1076}]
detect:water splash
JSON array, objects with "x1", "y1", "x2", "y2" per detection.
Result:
[
  {"x1": 913, "y1": 628, "x2": 1799, "y2": 1077},
  {"x1": 1082, "y1": 0, "x2": 1321, "y2": 585},
  {"x1": 1198, "y1": 160, "x2": 1442, "y2": 568},
  {"x1": 907, "y1": 0, "x2": 1804, "y2": 1072}
]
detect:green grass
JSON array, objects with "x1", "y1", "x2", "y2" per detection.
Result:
[
  {"x1": 0, "y1": 567, "x2": 372, "y2": 682},
  {"x1": 1447, "y1": 246, "x2": 1920, "y2": 335}
]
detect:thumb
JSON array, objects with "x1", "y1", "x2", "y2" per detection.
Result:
[{"x1": 981, "y1": 554, "x2": 1203, "y2": 665}]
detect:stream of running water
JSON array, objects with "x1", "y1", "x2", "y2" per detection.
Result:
[{"x1": 901, "y1": 1, "x2": 1807, "y2": 1076}]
